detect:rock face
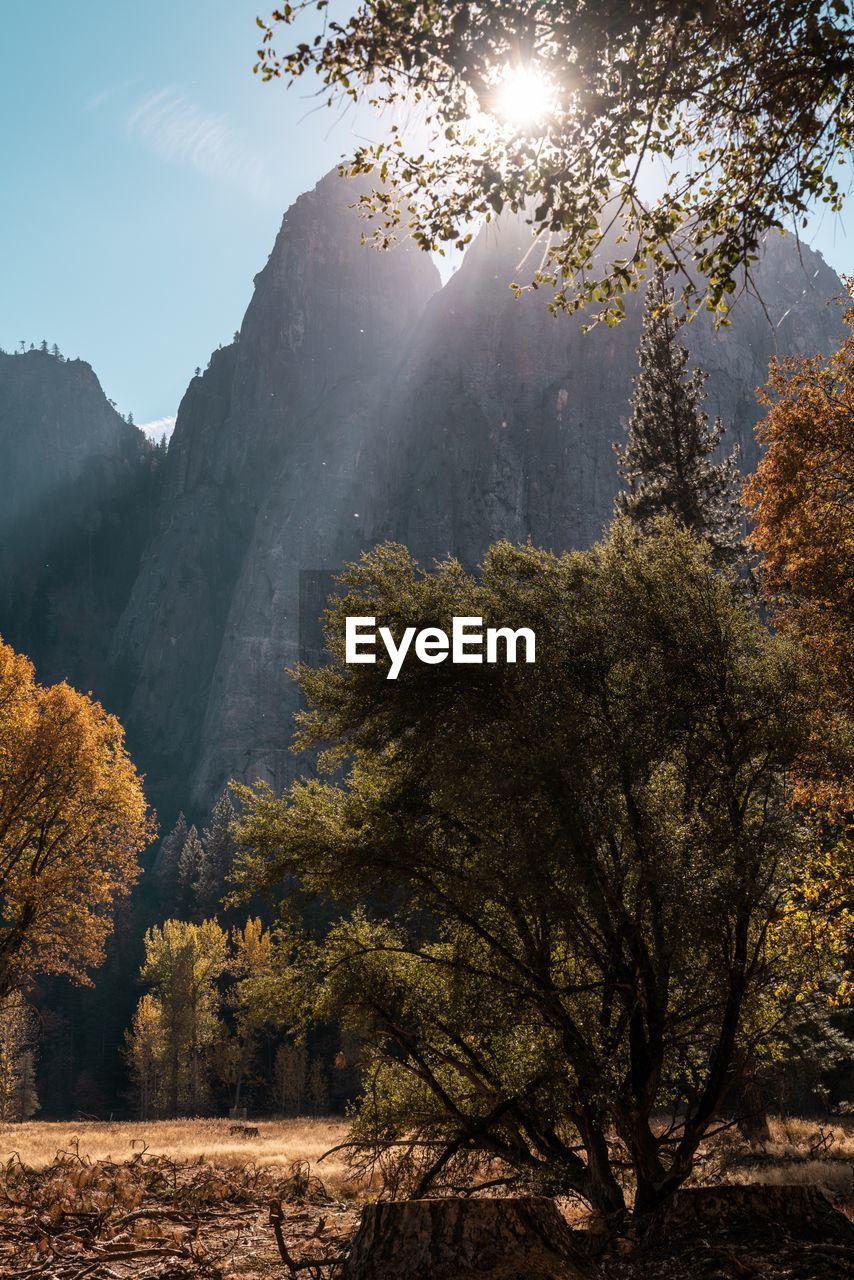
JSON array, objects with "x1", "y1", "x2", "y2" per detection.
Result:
[
  {"x1": 110, "y1": 171, "x2": 845, "y2": 816},
  {"x1": 0, "y1": 349, "x2": 162, "y2": 692},
  {"x1": 111, "y1": 171, "x2": 441, "y2": 814}
]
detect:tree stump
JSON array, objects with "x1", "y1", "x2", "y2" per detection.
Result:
[
  {"x1": 648, "y1": 1183, "x2": 854, "y2": 1243},
  {"x1": 340, "y1": 1196, "x2": 594, "y2": 1280}
]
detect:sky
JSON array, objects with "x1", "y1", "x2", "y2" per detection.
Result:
[
  {"x1": 1, "y1": 2, "x2": 851, "y2": 433},
  {"x1": 0, "y1": 1, "x2": 380, "y2": 431}
]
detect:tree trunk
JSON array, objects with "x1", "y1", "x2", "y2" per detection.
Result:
[
  {"x1": 341, "y1": 1197, "x2": 593, "y2": 1280},
  {"x1": 735, "y1": 1077, "x2": 771, "y2": 1147}
]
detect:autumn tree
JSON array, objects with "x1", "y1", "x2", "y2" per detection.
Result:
[
  {"x1": 743, "y1": 302, "x2": 853, "y2": 1116},
  {"x1": 0, "y1": 990, "x2": 40, "y2": 1121},
  {"x1": 223, "y1": 916, "x2": 273, "y2": 1114},
  {"x1": 233, "y1": 526, "x2": 842, "y2": 1215},
  {"x1": 0, "y1": 638, "x2": 153, "y2": 1000},
  {"x1": 256, "y1": 1, "x2": 853, "y2": 322},
  {"x1": 139, "y1": 919, "x2": 229, "y2": 1115},
  {"x1": 124, "y1": 993, "x2": 165, "y2": 1120},
  {"x1": 744, "y1": 302, "x2": 854, "y2": 818},
  {"x1": 615, "y1": 270, "x2": 742, "y2": 563}
]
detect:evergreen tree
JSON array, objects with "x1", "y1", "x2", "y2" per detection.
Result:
[
  {"x1": 177, "y1": 825, "x2": 204, "y2": 915},
  {"x1": 156, "y1": 812, "x2": 188, "y2": 900},
  {"x1": 196, "y1": 789, "x2": 237, "y2": 915},
  {"x1": 614, "y1": 270, "x2": 742, "y2": 563}
]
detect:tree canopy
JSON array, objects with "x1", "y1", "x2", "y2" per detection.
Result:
[
  {"x1": 257, "y1": 0, "x2": 853, "y2": 323},
  {"x1": 0, "y1": 637, "x2": 153, "y2": 1000},
  {"x1": 744, "y1": 301, "x2": 853, "y2": 819},
  {"x1": 234, "y1": 523, "x2": 841, "y2": 1214}
]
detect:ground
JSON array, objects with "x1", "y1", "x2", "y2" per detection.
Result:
[{"x1": 1, "y1": 1117, "x2": 852, "y2": 1279}]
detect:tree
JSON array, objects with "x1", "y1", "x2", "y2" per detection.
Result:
[
  {"x1": 138, "y1": 918, "x2": 229, "y2": 1115},
  {"x1": 273, "y1": 1043, "x2": 307, "y2": 1116},
  {"x1": 224, "y1": 916, "x2": 273, "y2": 1113},
  {"x1": 234, "y1": 526, "x2": 842, "y2": 1215},
  {"x1": 196, "y1": 789, "x2": 237, "y2": 916},
  {"x1": 177, "y1": 826, "x2": 204, "y2": 916},
  {"x1": 743, "y1": 301, "x2": 853, "y2": 1121},
  {"x1": 0, "y1": 990, "x2": 40, "y2": 1121},
  {"x1": 155, "y1": 811, "x2": 188, "y2": 899},
  {"x1": 614, "y1": 271, "x2": 742, "y2": 563},
  {"x1": 744, "y1": 301, "x2": 854, "y2": 818},
  {"x1": 0, "y1": 638, "x2": 153, "y2": 1000},
  {"x1": 256, "y1": 1, "x2": 853, "y2": 322},
  {"x1": 124, "y1": 993, "x2": 165, "y2": 1120}
]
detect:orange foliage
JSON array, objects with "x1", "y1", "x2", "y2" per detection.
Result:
[
  {"x1": 0, "y1": 637, "x2": 154, "y2": 997},
  {"x1": 744, "y1": 303, "x2": 854, "y2": 819}
]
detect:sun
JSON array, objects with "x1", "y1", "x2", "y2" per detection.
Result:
[{"x1": 492, "y1": 64, "x2": 557, "y2": 130}]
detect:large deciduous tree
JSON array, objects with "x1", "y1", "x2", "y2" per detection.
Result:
[
  {"x1": 0, "y1": 638, "x2": 153, "y2": 1000},
  {"x1": 256, "y1": 1, "x2": 853, "y2": 322},
  {"x1": 234, "y1": 524, "x2": 841, "y2": 1215}
]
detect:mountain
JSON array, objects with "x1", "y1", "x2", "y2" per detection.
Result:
[
  {"x1": 110, "y1": 171, "x2": 441, "y2": 816},
  {"x1": 0, "y1": 348, "x2": 164, "y2": 694},
  {"x1": 111, "y1": 171, "x2": 845, "y2": 819}
]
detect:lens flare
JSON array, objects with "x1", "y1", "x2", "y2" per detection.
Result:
[{"x1": 492, "y1": 64, "x2": 556, "y2": 129}]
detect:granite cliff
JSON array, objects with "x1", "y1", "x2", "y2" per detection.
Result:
[
  {"x1": 111, "y1": 170, "x2": 844, "y2": 818},
  {"x1": 0, "y1": 348, "x2": 163, "y2": 693}
]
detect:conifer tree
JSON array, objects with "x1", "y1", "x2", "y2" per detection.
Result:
[
  {"x1": 614, "y1": 271, "x2": 742, "y2": 563},
  {"x1": 177, "y1": 825, "x2": 204, "y2": 915},
  {"x1": 156, "y1": 812, "x2": 188, "y2": 899},
  {"x1": 196, "y1": 790, "x2": 237, "y2": 915}
]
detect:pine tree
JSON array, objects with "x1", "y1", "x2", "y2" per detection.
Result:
[
  {"x1": 196, "y1": 790, "x2": 237, "y2": 915},
  {"x1": 614, "y1": 270, "x2": 742, "y2": 563},
  {"x1": 156, "y1": 812, "x2": 188, "y2": 899},
  {"x1": 177, "y1": 826, "x2": 204, "y2": 915}
]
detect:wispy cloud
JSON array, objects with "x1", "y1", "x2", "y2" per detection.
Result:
[
  {"x1": 126, "y1": 88, "x2": 269, "y2": 197},
  {"x1": 84, "y1": 81, "x2": 138, "y2": 113},
  {"x1": 140, "y1": 415, "x2": 176, "y2": 440}
]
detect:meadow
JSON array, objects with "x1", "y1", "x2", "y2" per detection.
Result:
[{"x1": 1, "y1": 1115, "x2": 852, "y2": 1278}]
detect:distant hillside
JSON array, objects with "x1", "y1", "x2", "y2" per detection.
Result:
[{"x1": 0, "y1": 347, "x2": 165, "y2": 696}]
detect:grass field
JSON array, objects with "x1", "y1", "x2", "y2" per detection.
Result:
[
  {"x1": 1, "y1": 1116, "x2": 852, "y2": 1278},
  {"x1": 0, "y1": 1116, "x2": 355, "y2": 1188}
]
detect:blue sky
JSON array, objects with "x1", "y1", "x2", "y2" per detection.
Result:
[
  {"x1": 1, "y1": 2, "x2": 851, "y2": 431},
  {"x1": 0, "y1": 1, "x2": 378, "y2": 429}
]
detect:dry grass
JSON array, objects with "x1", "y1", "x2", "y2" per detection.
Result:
[{"x1": 0, "y1": 1117, "x2": 357, "y2": 1191}]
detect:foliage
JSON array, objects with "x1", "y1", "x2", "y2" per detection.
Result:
[
  {"x1": 136, "y1": 919, "x2": 230, "y2": 1116},
  {"x1": 233, "y1": 523, "x2": 841, "y2": 1214},
  {"x1": 177, "y1": 826, "x2": 205, "y2": 916},
  {"x1": 744, "y1": 301, "x2": 854, "y2": 819},
  {"x1": 0, "y1": 990, "x2": 40, "y2": 1121},
  {"x1": 615, "y1": 270, "x2": 742, "y2": 563},
  {"x1": 197, "y1": 789, "x2": 238, "y2": 916},
  {"x1": 155, "y1": 811, "x2": 188, "y2": 896},
  {"x1": 0, "y1": 638, "x2": 153, "y2": 1000},
  {"x1": 256, "y1": 1, "x2": 853, "y2": 323}
]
